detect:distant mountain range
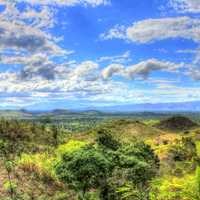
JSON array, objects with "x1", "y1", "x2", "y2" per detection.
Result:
[
  {"x1": 2, "y1": 101, "x2": 200, "y2": 115},
  {"x1": 87, "y1": 101, "x2": 200, "y2": 112}
]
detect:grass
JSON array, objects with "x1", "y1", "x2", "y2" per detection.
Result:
[
  {"x1": 95, "y1": 119, "x2": 163, "y2": 142},
  {"x1": 196, "y1": 141, "x2": 200, "y2": 157},
  {"x1": 17, "y1": 153, "x2": 57, "y2": 183},
  {"x1": 150, "y1": 171, "x2": 200, "y2": 200}
]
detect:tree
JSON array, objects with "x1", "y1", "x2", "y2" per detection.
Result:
[
  {"x1": 55, "y1": 138, "x2": 159, "y2": 200},
  {"x1": 51, "y1": 124, "x2": 59, "y2": 146},
  {"x1": 115, "y1": 142, "x2": 159, "y2": 186},
  {"x1": 105, "y1": 142, "x2": 160, "y2": 200},
  {"x1": 96, "y1": 128, "x2": 120, "y2": 151},
  {"x1": 55, "y1": 145, "x2": 113, "y2": 199}
]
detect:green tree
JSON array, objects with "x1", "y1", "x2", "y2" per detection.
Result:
[
  {"x1": 96, "y1": 128, "x2": 120, "y2": 151},
  {"x1": 55, "y1": 137, "x2": 159, "y2": 200},
  {"x1": 55, "y1": 145, "x2": 113, "y2": 199},
  {"x1": 115, "y1": 142, "x2": 159, "y2": 186},
  {"x1": 108, "y1": 142, "x2": 159, "y2": 200}
]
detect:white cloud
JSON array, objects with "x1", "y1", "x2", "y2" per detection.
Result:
[
  {"x1": 100, "y1": 25, "x2": 126, "y2": 40},
  {"x1": 0, "y1": 2, "x2": 55, "y2": 29},
  {"x1": 97, "y1": 51, "x2": 131, "y2": 63},
  {"x1": 17, "y1": 0, "x2": 110, "y2": 7},
  {"x1": 0, "y1": 1, "x2": 68, "y2": 58},
  {"x1": 102, "y1": 17, "x2": 200, "y2": 44},
  {"x1": 188, "y1": 68, "x2": 200, "y2": 80},
  {"x1": 102, "y1": 59, "x2": 184, "y2": 79},
  {"x1": 102, "y1": 64, "x2": 125, "y2": 79},
  {"x1": 0, "y1": 60, "x2": 101, "y2": 95},
  {"x1": 1, "y1": 64, "x2": 200, "y2": 107},
  {"x1": 0, "y1": 0, "x2": 117, "y2": 107},
  {"x1": 170, "y1": 0, "x2": 200, "y2": 13},
  {"x1": 1, "y1": 0, "x2": 200, "y2": 108},
  {"x1": 68, "y1": 61, "x2": 100, "y2": 81},
  {"x1": 127, "y1": 59, "x2": 183, "y2": 79},
  {"x1": 0, "y1": 65, "x2": 132, "y2": 106},
  {"x1": 0, "y1": 21, "x2": 63, "y2": 55},
  {"x1": 176, "y1": 49, "x2": 197, "y2": 54}
]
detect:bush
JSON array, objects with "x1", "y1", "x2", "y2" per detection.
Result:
[
  {"x1": 150, "y1": 167, "x2": 200, "y2": 200},
  {"x1": 3, "y1": 181, "x2": 17, "y2": 194},
  {"x1": 169, "y1": 137, "x2": 197, "y2": 162}
]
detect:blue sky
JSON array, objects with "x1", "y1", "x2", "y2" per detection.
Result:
[{"x1": 0, "y1": 0, "x2": 200, "y2": 110}]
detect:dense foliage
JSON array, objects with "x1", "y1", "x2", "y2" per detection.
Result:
[
  {"x1": 0, "y1": 115, "x2": 200, "y2": 199},
  {"x1": 55, "y1": 130, "x2": 159, "y2": 200}
]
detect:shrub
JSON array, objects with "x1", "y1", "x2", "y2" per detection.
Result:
[
  {"x1": 3, "y1": 181, "x2": 17, "y2": 194},
  {"x1": 169, "y1": 137, "x2": 197, "y2": 162},
  {"x1": 117, "y1": 183, "x2": 149, "y2": 200},
  {"x1": 150, "y1": 167, "x2": 200, "y2": 200}
]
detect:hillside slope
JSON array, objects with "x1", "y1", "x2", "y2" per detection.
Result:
[
  {"x1": 97, "y1": 119, "x2": 163, "y2": 141},
  {"x1": 155, "y1": 116, "x2": 198, "y2": 131}
]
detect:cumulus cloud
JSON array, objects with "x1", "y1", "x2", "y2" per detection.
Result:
[
  {"x1": 0, "y1": 63, "x2": 200, "y2": 108},
  {"x1": 0, "y1": 1, "x2": 68, "y2": 58},
  {"x1": 127, "y1": 17, "x2": 200, "y2": 43},
  {"x1": 101, "y1": 16, "x2": 200, "y2": 84},
  {"x1": 170, "y1": 0, "x2": 200, "y2": 13},
  {"x1": 126, "y1": 59, "x2": 183, "y2": 79},
  {"x1": 102, "y1": 17, "x2": 200, "y2": 44},
  {"x1": 21, "y1": 65, "x2": 56, "y2": 80},
  {"x1": 0, "y1": 22, "x2": 62, "y2": 54},
  {"x1": 0, "y1": 1, "x2": 70, "y2": 84},
  {"x1": 0, "y1": 60, "x2": 132, "y2": 106},
  {"x1": 0, "y1": 0, "x2": 115, "y2": 107},
  {"x1": 70, "y1": 61, "x2": 99, "y2": 81},
  {"x1": 0, "y1": 2, "x2": 55, "y2": 29},
  {"x1": 1, "y1": 0, "x2": 200, "y2": 108},
  {"x1": 102, "y1": 59, "x2": 184, "y2": 79},
  {"x1": 102, "y1": 64, "x2": 125, "y2": 79}
]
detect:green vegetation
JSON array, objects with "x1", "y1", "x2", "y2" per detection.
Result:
[{"x1": 0, "y1": 113, "x2": 200, "y2": 199}]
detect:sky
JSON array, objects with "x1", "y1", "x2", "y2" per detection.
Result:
[{"x1": 0, "y1": 0, "x2": 200, "y2": 110}]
